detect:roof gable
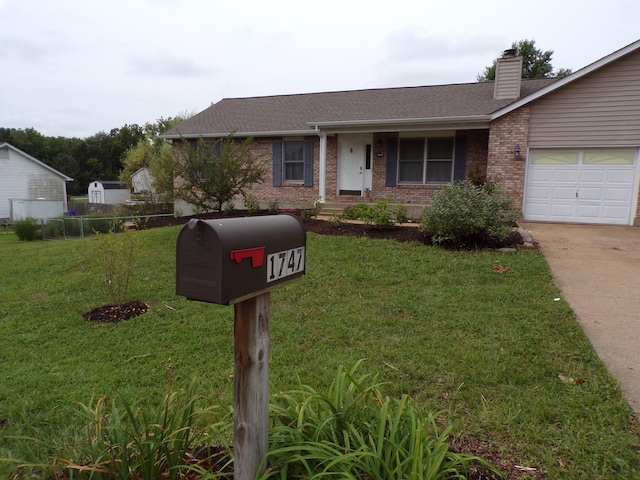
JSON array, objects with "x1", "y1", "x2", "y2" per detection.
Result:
[
  {"x1": 0, "y1": 142, "x2": 73, "y2": 181},
  {"x1": 492, "y1": 38, "x2": 640, "y2": 119}
]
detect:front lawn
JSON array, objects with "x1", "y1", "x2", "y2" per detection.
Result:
[{"x1": 0, "y1": 225, "x2": 637, "y2": 479}]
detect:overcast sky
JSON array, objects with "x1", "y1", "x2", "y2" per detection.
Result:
[{"x1": 1, "y1": 0, "x2": 639, "y2": 139}]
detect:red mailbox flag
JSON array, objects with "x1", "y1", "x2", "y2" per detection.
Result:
[{"x1": 230, "y1": 247, "x2": 266, "y2": 268}]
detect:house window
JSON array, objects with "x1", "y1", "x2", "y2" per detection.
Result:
[
  {"x1": 426, "y1": 137, "x2": 454, "y2": 183},
  {"x1": 399, "y1": 139, "x2": 424, "y2": 182},
  {"x1": 398, "y1": 137, "x2": 454, "y2": 184},
  {"x1": 272, "y1": 140, "x2": 314, "y2": 187},
  {"x1": 284, "y1": 141, "x2": 304, "y2": 182}
]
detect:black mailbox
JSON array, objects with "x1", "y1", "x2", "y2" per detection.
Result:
[{"x1": 176, "y1": 214, "x2": 306, "y2": 305}]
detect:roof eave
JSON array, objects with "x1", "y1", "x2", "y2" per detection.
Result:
[
  {"x1": 308, "y1": 115, "x2": 492, "y2": 133},
  {"x1": 492, "y1": 38, "x2": 640, "y2": 120},
  {"x1": 161, "y1": 129, "x2": 317, "y2": 140}
]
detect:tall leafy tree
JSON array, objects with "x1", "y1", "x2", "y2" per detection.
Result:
[
  {"x1": 119, "y1": 115, "x2": 189, "y2": 202},
  {"x1": 173, "y1": 135, "x2": 267, "y2": 212},
  {"x1": 477, "y1": 39, "x2": 572, "y2": 82}
]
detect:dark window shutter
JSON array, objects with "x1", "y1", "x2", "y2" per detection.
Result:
[
  {"x1": 272, "y1": 142, "x2": 282, "y2": 187},
  {"x1": 385, "y1": 138, "x2": 398, "y2": 187},
  {"x1": 453, "y1": 135, "x2": 467, "y2": 182},
  {"x1": 304, "y1": 140, "x2": 314, "y2": 187}
]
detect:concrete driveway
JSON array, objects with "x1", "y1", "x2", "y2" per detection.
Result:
[{"x1": 520, "y1": 222, "x2": 640, "y2": 416}]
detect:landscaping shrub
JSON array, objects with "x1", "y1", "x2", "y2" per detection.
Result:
[
  {"x1": 394, "y1": 203, "x2": 409, "y2": 224},
  {"x1": 268, "y1": 199, "x2": 280, "y2": 213},
  {"x1": 420, "y1": 181, "x2": 520, "y2": 247},
  {"x1": 223, "y1": 201, "x2": 236, "y2": 215},
  {"x1": 340, "y1": 200, "x2": 404, "y2": 230},
  {"x1": 299, "y1": 198, "x2": 321, "y2": 221},
  {"x1": 243, "y1": 193, "x2": 262, "y2": 214},
  {"x1": 13, "y1": 218, "x2": 40, "y2": 241},
  {"x1": 95, "y1": 226, "x2": 139, "y2": 305}
]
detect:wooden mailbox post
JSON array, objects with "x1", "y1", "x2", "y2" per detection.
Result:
[{"x1": 176, "y1": 215, "x2": 306, "y2": 480}]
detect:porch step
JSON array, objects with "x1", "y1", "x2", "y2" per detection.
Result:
[
  {"x1": 319, "y1": 201, "x2": 427, "y2": 221},
  {"x1": 318, "y1": 202, "x2": 348, "y2": 218}
]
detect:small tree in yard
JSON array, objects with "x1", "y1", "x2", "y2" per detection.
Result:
[{"x1": 173, "y1": 135, "x2": 267, "y2": 213}]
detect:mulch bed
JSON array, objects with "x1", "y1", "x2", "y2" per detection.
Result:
[
  {"x1": 141, "y1": 210, "x2": 524, "y2": 249},
  {"x1": 82, "y1": 300, "x2": 149, "y2": 323}
]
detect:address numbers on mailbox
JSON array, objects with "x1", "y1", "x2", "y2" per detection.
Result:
[{"x1": 267, "y1": 247, "x2": 305, "y2": 283}]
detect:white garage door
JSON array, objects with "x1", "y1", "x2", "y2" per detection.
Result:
[{"x1": 524, "y1": 149, "x2": 638, "y2": 225}]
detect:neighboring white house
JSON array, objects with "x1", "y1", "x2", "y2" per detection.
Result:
[
  {"x1": 131, "y1": 167, "x2": 155, "y2": 196},
  {"x1": 88, "y1": 181, "x2": 131, "y2": 204},
  {"x1": 0, "y1": 142, "x2": 73, "y2": 221}
]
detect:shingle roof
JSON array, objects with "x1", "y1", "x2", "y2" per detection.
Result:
[{"x1": 163, "y1": 78, "x2": 558, "y2": 138}]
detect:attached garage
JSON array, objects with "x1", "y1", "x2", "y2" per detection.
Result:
[{"x1": 524, "y1": 149, "x2": 639, "y2": 225}]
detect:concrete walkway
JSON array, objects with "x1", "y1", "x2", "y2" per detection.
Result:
[{"x1": 520, "y1": 223, "x2": 640, "y2": 416}]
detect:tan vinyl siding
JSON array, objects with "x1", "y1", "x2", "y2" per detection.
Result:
[
  {"x1": 493, "y1": 57, "x2": 523, "y2": 100},
  {"x1": 529, "y1": 50, "x2": 640, "y2": 147}
]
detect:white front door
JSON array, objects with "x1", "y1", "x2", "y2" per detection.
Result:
[
  {"x1": 524, "y1": 148, "x2": 639, "y2": 225},
  {"x1": 338, "y1": 134, "x2": 372, "y2": 195}
]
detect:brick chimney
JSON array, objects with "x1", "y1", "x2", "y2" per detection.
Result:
[{"x1": 493, "y1": 49, "x2": 523, "y2": 100}]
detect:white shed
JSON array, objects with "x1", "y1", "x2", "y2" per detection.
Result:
[
  {"x1": 131, "y1": 167, "x2": 155, "y2": 195},
  {"x1": 88, "y1": 181, "x2": 131, "y2": 204},
  {"x1": 0, "y1": 142, "x2": 73, "y2": 221}
]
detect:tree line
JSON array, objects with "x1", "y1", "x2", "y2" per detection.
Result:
[{"x1": 0, "y1": 117, "x2": 184, "y2": 196}]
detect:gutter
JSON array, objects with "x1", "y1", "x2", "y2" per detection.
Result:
[
  {"x1": 308, "y1": 115, "x2": 492, "y2": 129},
  {"x1": 161, "y1": 129, "x2": 317, "y2": 140}
]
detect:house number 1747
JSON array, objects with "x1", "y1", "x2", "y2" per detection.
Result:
[{"x1": 267, "y1": 247, "x2": 305, "y2": 282}]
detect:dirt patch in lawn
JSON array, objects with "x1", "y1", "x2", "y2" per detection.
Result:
[{"x1": 82, "y1": 300, "x2": 149, "y2": 323}]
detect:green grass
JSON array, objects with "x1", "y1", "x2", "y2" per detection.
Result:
[{"x1": 0, "y1": 226, "x2": 638, "y2": 479}]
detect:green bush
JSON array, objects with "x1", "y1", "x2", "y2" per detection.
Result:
[
  {"x1": 268, "y1": 199, "x2": 280, "y2": 213},
  {"x1": 86, "y1": 215, "x2": 116, "y2": 234},
  {"x1": 243, "y1": 193, "x2": 262, "y2": 214},
  {"x1": 340, "y1": 201, "x2": 403, "y2": 230},
  {"x1": 44, "y1": 220, "x2": 63, "y2": 239},
  {"x1": 223, "y1": 201, "x2": 236, "y2": 215},
  {"x1": 370, "y1": 200, "x2": 395, "y2": 230},
  {"x1": 62, "y1": 216, "x2": 81, "y2": 236},
  {"x1": 13, "y1": 218, "x2": 40, "y2": 241},
  {"x1": 420, "y1": 181, "x2": 520, "y2": 246},
  {"x1": 394, "y1": 203, "x2": 409, "y2": 224},
  {"x1": 299, "y1": 198, "x2": 321, "y2": 221}
]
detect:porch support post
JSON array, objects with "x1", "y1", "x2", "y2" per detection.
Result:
[{"x1": 318, "y1": 132, "x2": 326, "y2": 202}]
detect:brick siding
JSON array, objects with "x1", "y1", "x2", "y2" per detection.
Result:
[
  {"x1": 486, "y1": 107, "x2": 530, "y2": 209},
  {"x1": 174, "y1": 120, "x2": 524, "y2": 214}
]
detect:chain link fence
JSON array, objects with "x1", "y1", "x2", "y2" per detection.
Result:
[{"x1": 38, "y1": 214, "x2": 175, "y2": 240}]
